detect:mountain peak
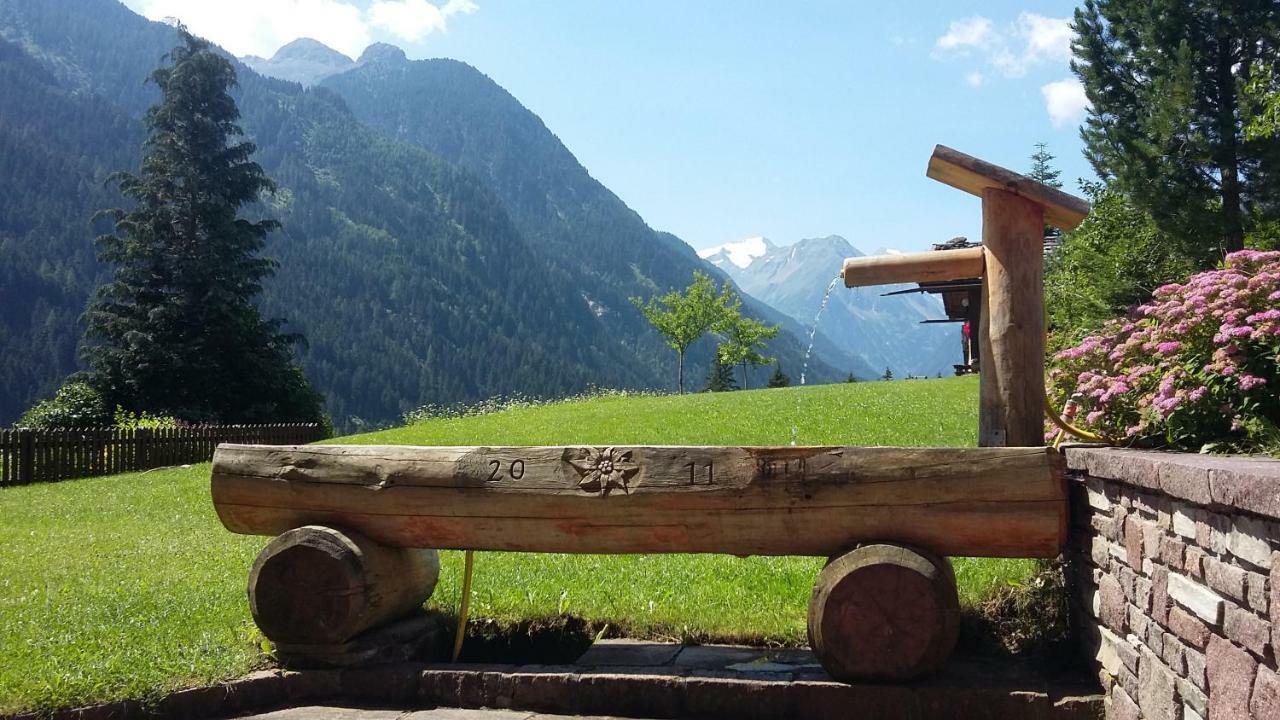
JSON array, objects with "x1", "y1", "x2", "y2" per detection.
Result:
[
  {"x1": 698, "y1": 236, "x2": 774, "y2": 270},
  {"x1": 241, "y1": 38, "x2": 354, "y2": 86},
  {"x1": 358, "y1": 43, "x2": 408, "y2": 66},
  {"x1": 273, "y1": 38, "x2": 352, "y2": 64},
  {"x1": 793, "y1": 234, "x2": 861, "y2": 257}
]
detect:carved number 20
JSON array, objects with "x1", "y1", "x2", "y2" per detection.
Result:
[{"x1": 488, "y1": 459, "x2": 526, "y2": 481}]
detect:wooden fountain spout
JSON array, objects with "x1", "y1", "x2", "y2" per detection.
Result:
[
  {"x1": 841, "y1": 245, "x2": 984, "y2": 288},
  {"x1": 841, "y1": 145, "x2": 1091, "y2": 448}
]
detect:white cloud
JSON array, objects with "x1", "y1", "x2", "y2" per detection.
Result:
[
  {"x1": 933, "y1": 12, "x2": 1072, "y2": 79},
  {"x1": 935, "y1": 16, "x2": 994, "y2": 53},
  {"x1": 965, "y1": 71, "x2": 984, "y2": 87},
  {"x1": 1016, "y1": 13, "x2": 1073, "y2": 65},
  {"x1": 1041, "y1": 78, "x2": 1089, "y2": 127},
  {"x1": 135, "y1": 0, "x2": 368, "y2": 57},
  {"x1": 130, "y1": 0, "x2": 477, "y2": 58},
  {"x1": 368, "y1": 0, "x2": 477, "y2": 42}
]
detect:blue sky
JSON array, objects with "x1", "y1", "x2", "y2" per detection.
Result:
[{"x1": 123, "y1": 0, "x2": 1095, "y2": 254}]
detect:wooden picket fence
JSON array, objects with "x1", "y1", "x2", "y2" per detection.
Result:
[{"x1": 0, "y1": 423, "x2": 325, "y2": 487}]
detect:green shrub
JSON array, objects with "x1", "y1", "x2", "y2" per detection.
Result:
[
  {"x1": 112, "y1": 408, "x2": 180, "y2": 430},
  {"x1": 1046, "y1": 183, "x2": 1197, "y2": 346},
  {"x1": 16, "y1": 381, "x2": 111, "y2": 429},
  {"x1": 1049, "y1": 250, "x2": 1280, "y2": 453}
]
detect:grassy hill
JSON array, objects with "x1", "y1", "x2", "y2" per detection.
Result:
[{"x1": 0, "y1": 377, "x2": 1037, "y2": 714}]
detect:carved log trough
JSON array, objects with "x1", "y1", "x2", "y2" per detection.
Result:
[{"x1": 212, "y1": 443, "x2": 1066, "y2": 681}]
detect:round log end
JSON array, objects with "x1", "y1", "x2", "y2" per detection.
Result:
[
  {"x1": 807, "y1": 544, "x2": 959, "y2": 682},
  {"x1": 248, "y1": 525, "x2": 440, "y2": 645}
]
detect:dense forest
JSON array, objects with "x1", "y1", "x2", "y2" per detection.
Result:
[{"x1": 0, "y1": 0, "x2": 841, "y2": 429}]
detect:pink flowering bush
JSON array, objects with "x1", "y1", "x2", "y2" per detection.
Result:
[{"x1": 1048, "y1": 250, "x2": 1280, "y2": 453}]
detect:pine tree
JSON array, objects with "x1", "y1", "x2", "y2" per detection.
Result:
[
  {"x1": 704, "y1": 357, "x2": 738, "y2": 392},
  {"x1": 846, "y1": 373, "x2": 857, "y2": 383},
  {"x1": 1030, "y1": 142, "x2": 1065, "y2": 246},
  {"x1": 1028, "y1": 142, "x2": 1062, "y2": 188},
  {"x1": 881, "y1": 367, "x2": 894, "y2": 381},
  {"x1": 767, "y1": 363, "x2": 791, "y2": 388},
  {"x1": 1072, "y1": 0, "x2": 1280, "y2": 259},
  {"x1": 84, "y1": 30, "x2": 323, "y2": 423}
]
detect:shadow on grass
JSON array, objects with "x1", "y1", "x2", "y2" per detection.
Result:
[{"x1": 434, "y1": 559, "x2": 1082, "y2": 673}]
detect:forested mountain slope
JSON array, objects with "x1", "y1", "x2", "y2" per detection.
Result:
[
  {"x1": 0, "y1": 0, "x2": 849, "y2": 425},
  {"x1": 0, "y1": 0, "x2": 625, "y2": 427},
  {"x1": 320, "y1": 55, "x2": 854, "y2": 384}
]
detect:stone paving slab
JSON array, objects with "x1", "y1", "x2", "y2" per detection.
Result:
[
  {"x1": 11, "y1": 642, "x2": 1101, "y2": 720},
  {"x1": 240, "y1": 709, "x2": 630, "y2": 720},
  {"x1": 575, "y1": 640, "x2": 681, "y2": 667}
]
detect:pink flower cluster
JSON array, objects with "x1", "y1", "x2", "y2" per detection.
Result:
[{"x1": 1048, "y1": 250, "x2": 1280, "y2": 451}]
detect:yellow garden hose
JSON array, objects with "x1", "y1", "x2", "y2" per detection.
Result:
[
  {"x1": 1042, "y1": 308, "x2": 1112, "y2": 446},
  {"x1": 1044, "y1": 394, "x2": 1110, "y2": 444},
  {"x1": 451, "y1": 549, "x2": 475, "y2": 662}
]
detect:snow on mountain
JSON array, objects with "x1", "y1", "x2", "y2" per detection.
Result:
[
  {"x1": 716, "y1": 235, "x2": 962, "y2": 378},
  {"x1": 241, "y1": 38, "x2": 355, "y2": 86},
  {"x1": 698, "y1": 235, "x2": 774, "y2": 270}
]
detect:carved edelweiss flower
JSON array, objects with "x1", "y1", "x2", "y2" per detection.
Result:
[{"x1": 569, "y1": 447, "x2": 639, "y2": 497}]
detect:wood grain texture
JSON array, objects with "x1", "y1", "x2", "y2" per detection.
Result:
[
  {"x1": 979, "y1": 188, "x2": 1047, "y2": 448},
  {"x1": 212, "y1": 444, "x2": 1067, "y2": 558},
  {"x1": 247, "y1": 525, "x2": 440, "y2": 644},
  {"x1": 808, "y1": 544, "x2": 959, "y2": 681},
  {"x1": 926, "y1": 144, "x2": 1090, "y2": 230},
  {"x1": 841, "y1": 246, "x2": 984, "y2": 288}
]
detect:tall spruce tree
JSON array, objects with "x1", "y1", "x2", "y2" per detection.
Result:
[
  {"x1": 84, "y1": 31, "x2": 323, "y2": 423},
  {"x1": 1030, "y1": 142, "x2": 1065, "y2": 245},
  {"x1": 1072, "y1": 1, "x2": 1280, "y2": 260},
  {"x1": 1028, "y1": 142, "x2": 1063, "y2": 188}
]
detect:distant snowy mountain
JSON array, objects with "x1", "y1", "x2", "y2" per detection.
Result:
[
  {"x1": 710, "y1": 234, "x2": 962, "y2": 378},
  {"x1": 242, "y1": 38, "x2": 354, "y2": 86},
  {"x1": 699, "y1": 236, "x2": 774, "y2": 270}
]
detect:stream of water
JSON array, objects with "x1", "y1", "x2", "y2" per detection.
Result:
[{"x1": 790, "y1": 273, "x2": 844, "y2": 446}]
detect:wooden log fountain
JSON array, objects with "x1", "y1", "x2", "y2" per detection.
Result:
[
  {"x1": 210, "y1": 145, "x2": 1090, "y2": 682},
  {"x1": 214, "y1": 442, "x2": 1065, "y2": 680},
  {"x1": 212, "y1": 443, "x2": 1066, "y2": 558}
]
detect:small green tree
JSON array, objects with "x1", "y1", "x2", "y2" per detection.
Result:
[
  {"x1": 846, "y1": 373, "x2": 857, "y2": 383},
  {"x1": 704, "y1": 358, "x2": 738, "y2": 392},
  {"x1": 716, "y1": 313, "x2": 779, "y2": 389},
  {"x1": 881, "y1": 367, "x2": 894, "y2": 381},
  {"x1": 83, "y1": 30, "x2": 323, "y2": 423},
  {"x1": 767, "y1": 363, "x2": 791, "y2": 388},
  {"x1": 632, "y1": 271, "x2": 734, "y2": 393}
]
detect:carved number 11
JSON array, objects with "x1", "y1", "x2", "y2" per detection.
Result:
[{"x1": 685, "y1": 461, "x2": 713, "y2": 486}]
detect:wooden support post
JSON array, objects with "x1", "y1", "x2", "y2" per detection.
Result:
[
  {"x1": 979, "y1": 188, "x2": 1046, "y2": 447},
  {"x1": 922, "y1": 144, "x2": 1089, "y2": 445},
  {"x1": 808, "y1": 543, "x2": 959, "y2": 681},
  {"x1": 248, "y1": 525, "x2": 441, "y2": 645}
]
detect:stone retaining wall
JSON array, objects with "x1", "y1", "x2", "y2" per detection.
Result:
[{"x1": 1066, "y1": 447, "x2": 1280, "y2": 720}]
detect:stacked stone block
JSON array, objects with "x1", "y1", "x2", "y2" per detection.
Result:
[{"x1": 1066, "y1": 447, "x2": 1280, "y2": 720}]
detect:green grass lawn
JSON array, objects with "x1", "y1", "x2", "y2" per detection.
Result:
[{"x1": 0, "y1": 376, "x2": 1036, "y2": 714}]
